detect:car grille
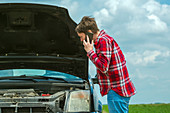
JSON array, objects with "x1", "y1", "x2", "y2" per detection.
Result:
[{"x1": 0, "y1": 107, "x2": 53, "y2": 113}]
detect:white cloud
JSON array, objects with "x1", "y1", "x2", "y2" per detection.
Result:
[
  {"x1": 93, "y1": 0, "x2": 169, "y2": 36},
  {"x1": 105, "y1": 0, "x2": 120, "y2": 15},
  {"x1": 59, "y1": 0, "x2": 78, "y2": 17},
  {"x1": 162, "y1": 50, "x2": 170, "y2": 57},
  {"x1": 125, "y1": 50, "x2": 170, "y2": 66},
  {"x1": 94, "y1": 8, "x2": 113, "y2": 28},
  {"x1": 127, "y1": 14, "x2": 168, "y2": 34},
  {"x1": 142, "y1": 0, "x2": 161, "y2": 14},
  {"x1": 143, "y1": 50, "x2": 161, "y2": 64},
  {"x1": 147, "y1": 14, "x2": 168, "y2": 32}
]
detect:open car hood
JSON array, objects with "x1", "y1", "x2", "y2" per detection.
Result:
[{"x1": 0, "y1": 3, "x2": 88, "y2": 80}]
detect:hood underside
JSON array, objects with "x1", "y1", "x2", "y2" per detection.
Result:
[{"x1": 0, "y1": 3, "x2": 88, "y2": 80}]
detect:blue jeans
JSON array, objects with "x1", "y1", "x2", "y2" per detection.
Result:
[{"x1": 107, "y1": 90, "x2": 130, "y2": 113}]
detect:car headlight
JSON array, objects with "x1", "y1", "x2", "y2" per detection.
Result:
[{"x1": 66, "y1": 90, "x2": 90, "y2": 112}]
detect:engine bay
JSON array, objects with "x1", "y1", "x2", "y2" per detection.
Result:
[{"x1": 0, "y1": 82, "x2": 90, "y2": 113}]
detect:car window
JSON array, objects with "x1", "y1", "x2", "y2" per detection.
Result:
[{"x1": 0, "y1": 69, "x2": 82, "y2": 80}]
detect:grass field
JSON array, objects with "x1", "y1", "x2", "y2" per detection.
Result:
[{"x1": 102, "y1": 103, "x2": 170, "y2": 113}]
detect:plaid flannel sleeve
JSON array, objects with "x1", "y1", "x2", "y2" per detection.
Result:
[{"x1": 87, "y1": 38, "x2": 112, "y2": 74}]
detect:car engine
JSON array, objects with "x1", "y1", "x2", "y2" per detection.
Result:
[{"x1": 0, "y1": 88, "x2": 68, "y2": 113}]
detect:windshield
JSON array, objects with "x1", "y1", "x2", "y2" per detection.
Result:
[{"x1": 0, "y1": 69, "x2": 82, "y2": 80}]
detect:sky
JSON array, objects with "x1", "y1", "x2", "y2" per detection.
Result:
[{"x1": 0, "y1": 0, "x2": 170, "y2": 105}]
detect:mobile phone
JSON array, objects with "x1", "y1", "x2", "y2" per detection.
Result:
[{"x1": 85, "y1": 32, "x2": 93, "y2": 43}]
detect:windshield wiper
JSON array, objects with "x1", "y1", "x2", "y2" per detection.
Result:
[
  {"x1": 0, "y1": 75, "x2": 37, "y2": 82},
  {"x1": 0, "y1": 75, "x2": 68, "y2": 83},
  {"x1": 30, "y1": 76, "x2": 69, "y2": 83}
]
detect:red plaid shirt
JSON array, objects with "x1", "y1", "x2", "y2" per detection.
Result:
[{"x1": 87, "y1": 30, "x2": 136, "y2": 97}]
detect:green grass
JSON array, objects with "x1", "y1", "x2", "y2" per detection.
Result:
[
  {"x1": 102, "y1": 105, "x2": 109, "y2": 113},
  {"x1": 102, "y1": 103, "x2": 170, "y2": 113}
]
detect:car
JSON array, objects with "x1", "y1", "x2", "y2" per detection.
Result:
[{"x1": 0, "y1": 3, "x2": 102, "y2": 113}]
